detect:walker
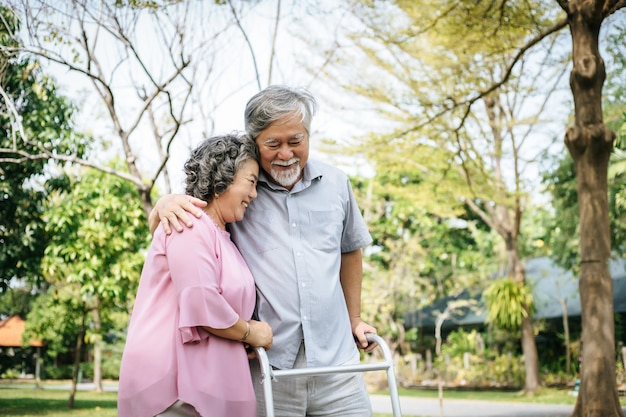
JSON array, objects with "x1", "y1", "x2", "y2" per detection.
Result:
[{"x1": 254, "y1": 333, "x2": 403, "y2": 417}]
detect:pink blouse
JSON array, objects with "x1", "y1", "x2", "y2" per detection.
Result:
[{"x1": 118, "y1": 213, "x2": 257, "y2": 417}]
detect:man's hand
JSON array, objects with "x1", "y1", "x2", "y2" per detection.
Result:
[
  {"x1": 351, "y1": 318, "x2": 378, "y2": 353},
  {"x1": 149, "y1": 194, "x2": 206, "y2": 235}
]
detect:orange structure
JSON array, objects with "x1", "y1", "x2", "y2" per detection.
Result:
[{"x1": 0, "y1": 315, "x2": 43, "y2": 348}]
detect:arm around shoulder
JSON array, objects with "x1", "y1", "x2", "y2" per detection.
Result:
[{"x1": 149, "y1": 194, "x2": 207, "y2": 235}]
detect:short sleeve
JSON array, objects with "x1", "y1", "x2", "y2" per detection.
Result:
[
  {"x1": 165, "y1": 217, "x2": 239, "y2": 344},
  {"x1": 341, "y1": 177, "x2": 373, "y2": 253}
]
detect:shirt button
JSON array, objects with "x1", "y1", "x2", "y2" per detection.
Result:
[
  {"x1": 291, "y1": 223, "x2": 297, "y2": 228},
  {"x1": 301, "y1": 282, "x2": 306, "y2": 287}
]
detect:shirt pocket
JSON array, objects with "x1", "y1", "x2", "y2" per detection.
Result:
[
  {"x1": 308, "y1": 209, "x2": 343, "y2": 252},
  {"x1": 235, "y1": 209, "x2": 280, "y2": 254}
]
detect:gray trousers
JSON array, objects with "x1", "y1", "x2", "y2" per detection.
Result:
[{"x1": 250, "y1": 343, "x2": 373, "y2": 417}]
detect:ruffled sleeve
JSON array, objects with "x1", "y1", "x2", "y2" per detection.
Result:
[{"x1": 165, "y1": 215, "x2": 239, "y2": 344}]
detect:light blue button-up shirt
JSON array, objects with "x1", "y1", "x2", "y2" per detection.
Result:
[{"x1": 230, "y1": 159, "x2": 372, "y2": 369}]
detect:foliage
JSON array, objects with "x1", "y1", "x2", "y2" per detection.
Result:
[
  {"x1": 433, "y1": 351, "x2": 526, "y2": 388},
  {"x1": 22, "y1": 161, "x2": 150, "y2": 387},
  {"x1": 0, "y1": 5, "x2": 87, "y2": 292},
  {"x1": 354, "y1": 170, "x2": 498, "y2": 355},
  {"x1": 396, "y1": 327, "x2": 526, "y2": 388},
  {"x1": 330, "y1": 7, "x2": 573, "y2": 392},
  {"x1": 440, "y1": 328, "x2": 484, "y2": 358},
  {"x1": 0, "y1": 346, "x2": 40, "y2": 379},
  {"x1": 334, "y1": 6, "x2": 574, "y2": 395},
  {"x1": 2, "y1": 0, "x2": 271, "y2": 218},
  {"x1": 0, "y1": 286, "x2": 36, "y2": 318},
  {"x1": 603, "y1": 20, "x2": 626, "y2": 144},
  {"x1": 483, "y1": 278, "x2": 534, "y2": 330},
  {"x1": 40, "y1": 161, "x2": 150, "y2": 312},
  {"x1": 22, "y1": 290, "x2": 84, "y2": 369},
  {"x1": 540, "y1": 155, "x2": 580, "y2": 270}
]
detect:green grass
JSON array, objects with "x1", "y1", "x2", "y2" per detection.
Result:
[
  {"x1": 0, "y1": 387, "x2": 117, "y2": 417},
  {"x1": 1, "y1": 380, "x2": 625, "y2": 417}
]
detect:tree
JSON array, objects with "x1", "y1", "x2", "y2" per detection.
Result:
[
  {"x1": 1, "y1": 1, "x2": 339, "y2": 218},
  {"x1": 328, "y1": 0, "x2": 570, "y2": 393},
  {"x1": 322, "y1": 0, "x2": 625, "y2": 399},
  {"x1": 40, "y1": 161, "x2": 149, "y2": 397},
  {"x1": 0, "y1": 5, "x2": 86, "y2": 292},
  {"x1": 1, "y1": 0, "x2": 242, "y2": 217},
  {"x1": 351, "y1": 168, "x2": 497, "y2": 357},
  {"x1": 542, "y1": 20, "x2": 626, "y2": 375},
  {"x1": 557, "y1": 1, "x2": 626, "y2": 415}
]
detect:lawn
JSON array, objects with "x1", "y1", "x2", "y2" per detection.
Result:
[
  {"x1": 0, "y1": 386, "x2": 410, "y2": 417},
  {"x1": 0, "y1": 386, "x2": 118, "y2": 417},
  {"x1": 1, "y1": 380, "x2": 625, "y2": 417}
]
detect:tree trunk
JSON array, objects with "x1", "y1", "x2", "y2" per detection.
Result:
[
  {"x1": 92, "y1": 306, "x2": 103, "y2": 393},
  {"x1": 509, "y1": 248, "x2": 541, "y2": 392},
  {"x1": 560, "y1": 299, "x2": 571, "y2": 373},
  {"x1": 520, "y1": 315, "x2": 540, "y2": 391},
  {"x1": 68, "y1": 311, "x2": 86, "y2": 409},
  {"x1": 562, "y1": 1, "x2": 622, "y2": 416}
]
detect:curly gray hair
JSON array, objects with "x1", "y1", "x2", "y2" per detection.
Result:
[
  {"x1": 184, "y1": 132, "x2": 259, "y2": 203},
  {"x1": 244, "y1": 85, "x2": 317, "y2": 139}
]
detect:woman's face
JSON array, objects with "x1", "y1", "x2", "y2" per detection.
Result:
[{"x1": 217, "y1": 158, "x2": 259, "y2": 224}]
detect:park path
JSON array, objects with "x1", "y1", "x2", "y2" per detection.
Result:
[{"x1": 370, "y1": 394, "x2": 626, "y2": 417}]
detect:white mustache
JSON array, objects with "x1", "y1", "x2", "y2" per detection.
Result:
[{"x1": 272, "y1": 158, "x2": 299, "y2": 167}]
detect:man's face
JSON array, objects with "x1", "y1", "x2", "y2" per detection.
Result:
[{"x1": 255, "y1": 112, "x2": 309, "y2": 191}]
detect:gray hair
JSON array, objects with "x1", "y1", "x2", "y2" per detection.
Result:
[
  {"x1": 244, "y1": 85, "x2": 318, "y2": 139},
  {"x1": 184, "y1": 132, "x2": 259, "y2": 203}
]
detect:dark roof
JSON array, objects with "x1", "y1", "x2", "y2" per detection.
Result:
[{"x1": 403, "y1": 256, "x2": 626, "y2": 329}]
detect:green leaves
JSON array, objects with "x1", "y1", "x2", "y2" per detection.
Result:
[
  {"x1": 0, "y1": 4, "x2": 91, "y2": 292},
  {"x1": 41, "y1": 163, "x2": 150, "y2": 306},
  {"x1": 484, "y1": 277, "x2": 534, "y2": 330}
]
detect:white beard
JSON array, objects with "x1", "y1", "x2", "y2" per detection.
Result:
[{"x1": 270, "y1": 159, "x2": 301, "y2": 188}]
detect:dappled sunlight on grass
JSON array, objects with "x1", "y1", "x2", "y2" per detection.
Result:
[{"x1": 0, "y1": 387, "x2": 117, "y2": 417}]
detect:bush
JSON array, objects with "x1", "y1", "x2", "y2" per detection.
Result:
[{"x1": 41, "y1": 363, "x2": 74, "y2": 380}]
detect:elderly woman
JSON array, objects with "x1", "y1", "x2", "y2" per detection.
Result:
[{"x1": 118, "y1": 133, "x2": 272, "y2": 417}]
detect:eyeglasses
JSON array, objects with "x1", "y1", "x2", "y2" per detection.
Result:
[{"x1": 261, "y1": 134, "x2": 306, "y2": 151}]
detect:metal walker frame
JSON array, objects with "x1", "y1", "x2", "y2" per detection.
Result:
[{"x1": 254, "y1": 333, "x2": 403, "y2": 417}]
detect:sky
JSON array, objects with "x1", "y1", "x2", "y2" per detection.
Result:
[
  {"x1": 18, "y1": 0, "x2": 623, "y2": 202},
  {"x1": 35, "y1": 1, "x2": 378, "y2": 194}
]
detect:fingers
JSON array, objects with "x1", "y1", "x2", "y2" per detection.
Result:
[
  {"x1": 171, "y1": 207, "x2": 192, "y2": 229},
  {"x1": 181, "y1": 199, "x2": 205, "y2": 219},
  {"x1": 161, "y1": 218, "x2": 173, "y2": 235},
  {"x1": 353, "y1": 321, "x2": 377, "y2": 351},
  {"x1": 356, "y1": 334, "x2": 370, "y2": 349},
  {"x1": 159, "y1": 196, "x2": 205, "y2": 233},
  {"x1": 187, "y1": 196, "x2": 208, "y2": 209},
  {"x1": 364, "y1": 341, "x2": 378, "y2": 353}
]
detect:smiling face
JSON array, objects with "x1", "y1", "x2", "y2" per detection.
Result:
[
  {"x1": 211, "y1": 158, "x2": 259, "y2": 227},
  {"x1": 255, "y1": 112, "x2": 309, "y2": 191}
]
